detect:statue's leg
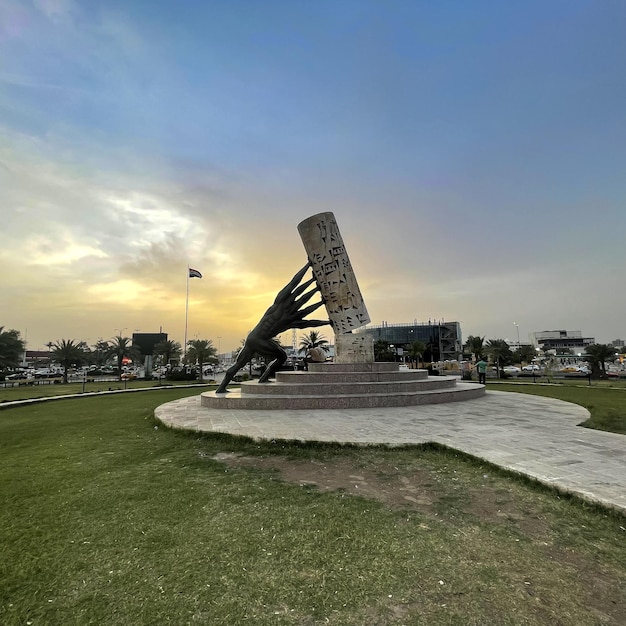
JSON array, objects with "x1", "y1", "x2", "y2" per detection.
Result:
[
  {"x1": 215, "y1": 364, "x2": 238, "y2": 393},
  {"x1": 215, "y1": 347, "x2": 253, "y2": 393},
  {"x1": 257, "y1": 342, "x2": 287, "y2": 383},
  {"x1": 257, "y1": 358, "x2": 279, "y2": 384}
]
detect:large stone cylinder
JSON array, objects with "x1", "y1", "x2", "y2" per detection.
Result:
[{"x1": 298, "y1": 212, "x2": 370, "y2": 334}]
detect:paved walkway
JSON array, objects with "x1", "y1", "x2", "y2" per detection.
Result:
[{"x1": 156, "y1": 390, "x2": 626, "y2": 513}]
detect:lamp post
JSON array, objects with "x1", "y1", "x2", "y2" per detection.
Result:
[{"x1": 513, "y1": 322, "x2": 521, "y2": 368}]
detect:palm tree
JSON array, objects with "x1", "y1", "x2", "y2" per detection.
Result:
[
  {"x1": 406, "y1": 340, "x2": 427, "y2": 369},
  {"x1": 585, "y1": 344, "x2": 615, "y2": 378},
  {"x1": 153, "y1": 339, "x2": 182, "y2": 368},
  {"x1": 464, "y1": 335, "x2": 485, "y2": 362},
  {"x1": 0, "y1": 326, "x2": 26, "y2": 372},
  {"x1": 484, "y1": 339, "x2": 514, "y2": 378},
  {"x1": 108, "y1": 335, "x2": 138, "y2": 381},
  {"x1": 186, "y1": 339, "x2": 218, "y2": 382},
  {"x1": 51, "y1": 339, "x2": 86, "y2": 384},
  {"x1": 298, "y1": 331, "x2": 330, "y2": 355},
  {"x1": 90, "y1": 340, "x2": 111, "y2": 369}
]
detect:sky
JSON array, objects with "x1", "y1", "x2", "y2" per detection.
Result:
[{"x1": 2, "y1": 0, "x2": 625, "y2": 355}]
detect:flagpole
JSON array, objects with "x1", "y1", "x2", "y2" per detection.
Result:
[{"x1": 184, "y1": 265, "x2": 189, "y2": 361}]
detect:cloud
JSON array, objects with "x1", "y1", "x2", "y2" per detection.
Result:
[
  {"x1": 26, "y1": 235, "x2": 108, "y2": 266},
  {"x1": 2, "y1": 1, "x2": 625, "y2": 352}
]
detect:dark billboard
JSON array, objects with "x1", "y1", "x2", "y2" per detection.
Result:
[{"x1": 132, "y1": 333, "x2": 168, "y2": 356}]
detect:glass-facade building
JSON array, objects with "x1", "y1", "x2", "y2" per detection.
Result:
[{"x1": 353, "y1": 322, "x2": 462, "y2": 362}]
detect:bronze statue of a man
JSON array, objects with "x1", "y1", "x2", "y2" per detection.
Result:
[{"x1": 215, "y1": 263, "x2": 328, "y2": 393}]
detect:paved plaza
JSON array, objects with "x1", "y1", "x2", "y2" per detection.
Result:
[{"x1": 156, "y1": 389, "x2": 626, "y2": 513}]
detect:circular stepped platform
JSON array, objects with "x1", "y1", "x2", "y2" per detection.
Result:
[{"x1": 201, "y1": 362, "x2": 485, "y2": 410}]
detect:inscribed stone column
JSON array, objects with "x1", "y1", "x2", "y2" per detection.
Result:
[{"x1": 298, "y1": 212, "x2": 373, "y2": 363}]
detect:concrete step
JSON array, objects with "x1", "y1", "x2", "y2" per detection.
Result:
[
  {"x1": 201, "y1": 383, "x2": 485, "y2": 410},
  {"x1": 308, "y1": 362, "x2": 400, "y2": 373},
  {"x1": 241, "y1": 377, "x2": 456, "y2": 396},
  {"x1": 275, "y1": 370, "x2": 429, "y2": 383}
]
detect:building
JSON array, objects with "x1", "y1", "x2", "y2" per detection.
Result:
[
  {"x1": 23, "y1": 350, "x2": 52, "y2": 367},
  {"x1": 353, "y1": 321, "x2": 462, "y2": 362},
  {"x1": 132, "y1": 332, "x2": 168, "y2": 375},
  {"x1": 529, "y1": 330, "x2": 595, "y2": 356}
]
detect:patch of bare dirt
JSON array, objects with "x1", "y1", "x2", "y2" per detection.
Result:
[
  {"x1": 210, "y1": 451, "x2": 626, "y2": 624},
  {"x1": 212, "y1": 452, "x2": 438, "y2": 512},
  {"x1": 464, "y1": 487, "x2": 552, "y2": 539}
]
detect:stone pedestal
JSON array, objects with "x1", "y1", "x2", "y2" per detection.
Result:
[
  {"x1": 335, "y1": 334, "x2": 374, "y2": 364},
  {"x1": 201, "y1": 362, "x2": 485, "y2": 410}
]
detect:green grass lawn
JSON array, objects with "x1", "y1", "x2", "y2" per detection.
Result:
[
  {"x1": 1, "y1": 389, "x2": 624, "y2": 625},
  {"x1": 0, "y1": 379, "x2": 217, "y2": 403}
]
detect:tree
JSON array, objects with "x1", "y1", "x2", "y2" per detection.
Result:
[
  {"x1": 484, "y1": 339, "x2": 514, "y2": 378},
  {"x1": 0, "y1": 326, "x2": 26, "y2": 372},
  {"x1": 153, "y1": 339, "x2": 182, "y2": 368},
  {"x1": 406, "y1": 340, "x2": 427, "y2": 369},
  {"x1": 186, "y1": 339, "x2": 218, "y2": 382},
  {"x1": 464, "y1": 335, "x2": 485, "y2": 361},
  {"x1": 89, "y1": 340, "x2": 111, "y2": 369},
  {"x1": 51, "y1": 339, "x2": 87, "y2": 384},
  {"x1": 514, "y1": 344, "x2": 537, "y2": 366},
  {"x1": 108, "y1": 335, "x2": 139, "y2": 381},
  {"x1": 298, "y1": 331, "x2": 330, "y2": 355},
  {"x1": 374, "y1": 340, "x2": 395, "y2": 362},
  {"x1": 585, "y1": 344, "x2": 615, "y2": 378},
  {"x1": 543, "y1": 354, "x2": 559, "y2": 383}
]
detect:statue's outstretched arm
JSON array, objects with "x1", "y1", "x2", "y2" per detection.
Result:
[
  {"x1": 291, "y1": 319, "x2": 328, "y2": 329},
  {"x1": 274, "y1": 263, "x2": 311, "y2": 303},
  {"x1": 288, "y1": 278, "x2": 317, "y2": 303},
  {"x1": 296, "y1": 300, "x2": 326, "y2": 319},
  {"x1": 287, "y1": 286, "x2": 320, "y2": 316}
]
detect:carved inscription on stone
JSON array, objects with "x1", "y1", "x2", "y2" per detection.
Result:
[
  {"x1": 298, "y1": 212, "x2": 370, "y2": 334},
  {"x1": 334, "y1": 334, "x2": 375, "y2": 364}
]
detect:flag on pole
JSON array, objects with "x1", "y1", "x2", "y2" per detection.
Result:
[{"x1": 189, "y1": 268, "x2": 202, "y2": 279}]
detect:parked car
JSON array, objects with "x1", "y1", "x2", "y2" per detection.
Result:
[
  {"x1": 503, "y1": 366, "x2": 521, "y2": 374},
  {"x1": 6, "y1": 372, "x2": 28, "y2": 380},
  {"x1": 33, "y1": 368, "x2": 58, "y2": 378},
  {"x1": 522, "y1": 364, "x2": 540, "y2": 371}
]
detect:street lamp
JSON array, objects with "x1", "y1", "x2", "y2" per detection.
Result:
[{"x1": 513, "y1": 322, "x2": 520, "y2": 347}]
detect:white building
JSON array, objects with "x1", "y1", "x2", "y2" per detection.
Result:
[{"x1": 529, "y1": 330, "x2": 595, "y2": 356}]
